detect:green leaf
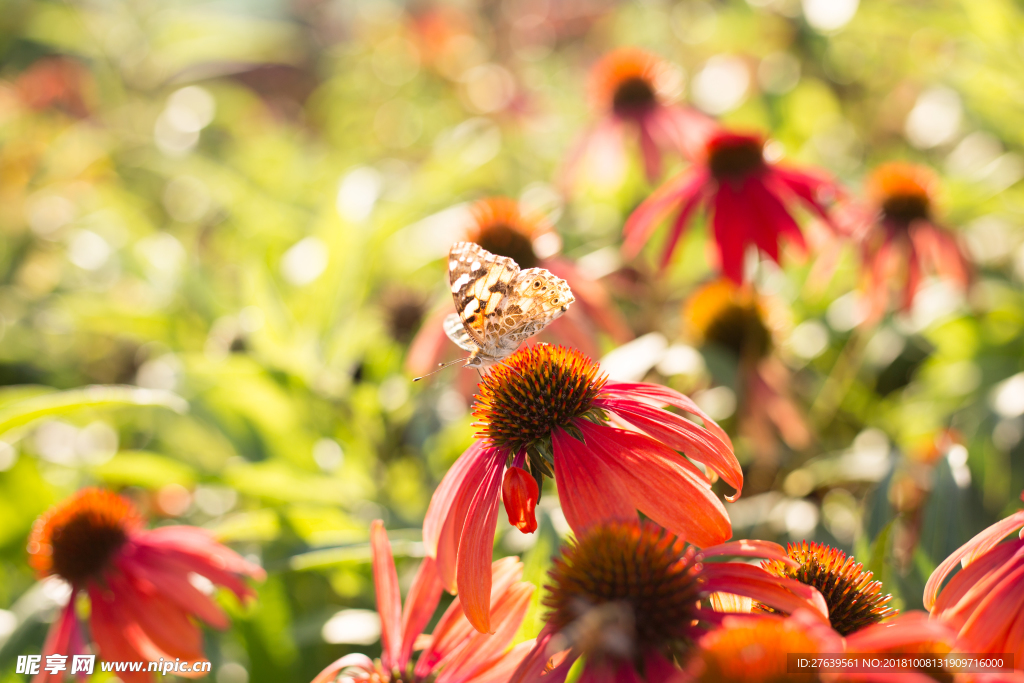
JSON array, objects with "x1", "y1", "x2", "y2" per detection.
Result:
[
  {"x1": 0, "y1": 385, "x2": 188, "y2": 437},
  {"x1": 866, "y1": 518, "x2": 896, "y2": 584},
  {"x1": 91, "y1": 450, "x2": 197, "y2": 488}
]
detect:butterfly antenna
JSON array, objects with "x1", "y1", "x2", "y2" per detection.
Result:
[{"x1": 413, "y1": 357, "x2": 470, "y2": 382}]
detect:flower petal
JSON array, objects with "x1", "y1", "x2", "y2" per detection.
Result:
[
  {"x1": 712, "y1": 180, "x2": 751, "y2": 283},
  {"x1": 700, "y1": 563, "x2": 830, "y2": 622},
  {"x1": 700, "y1": 539, "x2": 798, "y2": 568},
  {"x1": 623, "y1": 169, "x2": 709, "y2": 258},
  {"x1": 455, "y1": 449, "x2": 505, "y2": 633},
  {"x1": 425, "y1": 441, "x2": 497, "y2": 592},
  {"x1": 575, "y1": 420, "x2": 732, "y2": 547},
  {"x1": 595, "y1": 396, "x2": 741, "y2": 499},
  {"x1": 601, "y1": 381, "x2": 732, "y2": 452},
  {"x1": 370, "y1": 520, "x2": 403, "y2": 671},
  {"x1": 844, "y1": 611, "x2": 955, "y2": 653},
  {"x1": 552, "y1": 427, "x2": 637, "y2": 534},
  {"x1": 399, "y1": 555, "x2": 444, "y2": 669},
  {"x1": 924, "y1": 510, "x2": 1024, "y2": 610},
  {"x1": 310, "y1": 654, "x2": 375, "y2": 683}
]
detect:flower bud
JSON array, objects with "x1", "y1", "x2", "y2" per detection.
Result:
[{"x1": 502, "y1": 466, "x2": 539, "y2": 534}]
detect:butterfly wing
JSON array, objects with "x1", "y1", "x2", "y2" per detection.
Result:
[
  {"x1": 448, "y1": 241, "x2": 519, "y2": 350},
  {"x1": 442, "y1": 312, "x2": 478, "y2": 352},
  {"x1": 489, "y1": 268, "x2": 576, "y2": 353}
]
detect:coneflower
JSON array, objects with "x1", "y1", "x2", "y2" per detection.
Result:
[
  {"x1": 27, "y1": 488, "x2": 264, "y2": 683},
  {"x1": 624, "y1": 128, "x2": 838, "y2": 279},
  {"x1": 851, "y1": 162, "x2": 971, "y2": 324},
  {"x1": 755, "y1": 541, "x2": 896, "y2": 635},
  {"x1": 509, "y1": 520, "x2": 829, "y2": 682},
  {"x1": 423, "y1": 345, "x2": 745, "y2": 633},
  {"x1": 563, "y1": 47, "x2": 713, "y2": 187}
]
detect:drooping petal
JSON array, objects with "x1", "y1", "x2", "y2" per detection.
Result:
[
  {"x1": 399, "y1": 555, "x2": 444, "y2": 670},
  {"x1": 87, "y1": 584, "x2": 165, "y2": 683},
  {"x1": 464, "y1": 640, "x2": 539, "y2": 683},
  {"x1": 417, "y1": 558, "x2": 526, "y2": 678},
  {"x1": 637, "y1": 113, "x2": 663, "y2": 181},
  {"x1": 700, "y1": 563, "x2": 830, "y2": 622},
  {"x1": 426, "y1": 441, "x2": 498, "y2": 592},
  {"x1": 623, "y1": 168, "x2": 709, "y2": 258},
  {"x1": 600, "y1": 381, "x2": 733, "y2": 451},
  {"x1": 659, "y1": 179, "x2": 710, "y2": 271},
  {"x1": 438, "y1": 582, "x2": 534, "y2": 683},
  {"x1": 594, "y1": 395, "x2": 742, "y2": 499},
  {"x1": 107, "y1": 572, "x2": 204, "y2": 661},
  {"x1": 746, "y1": 175, "x2": 807, "y2": 256},
  {"x1": 119, "y1": 554, "x2": 229, "y2": 629},
  {"x1": 370, "y1": 520, "x2": 403, "y2": 671},
  {"x1": 712, "y1": 180, "x2": 752, "y2": 283},
  {"x1": 700, "y1": 539, "x2": 799, "y2": 568},
  {"x1": 769, "y1": 165, "x2": 836, "y2": 225},
  {"x1": 924, "y1": 510, "x2": 1024, "y2": 610},
  {"x1": 33, "y1": 599, "x2": 80, "y2": 683},
  {"x1": 455, "y1": 449, "x2": 505, "y2": 633},
  {"x1": 552, "y1": 426, "x2": 637, "y2": 534},
  {"x1": 574, "y1": 419, "x2": 732, "y2": 547}
]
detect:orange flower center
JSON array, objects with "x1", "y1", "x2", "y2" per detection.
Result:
[
  {"x1": 590, "y1": 48, "x2": 665, "y2": 118},
  {"x1": 755, "y1": 541, "x2": 895, "y2": 636},
  {"x1": 544, "y1": 521, "x2": 703, "y2": 664},
  {"x1": 868, "y1": 162, "x2": 935, "y2": 226},
  {"x1": 685, "y1": 280, "x2": 772, "y2": 361},
  {"x1": 27, "y1": 488, "x2": 140, "y2": 586},
  {"x1": 474, "y1": 346, "x2": 605, "y2": 473},
  {"x1": 466, "y1": 197, "x2": 546, "y2": 269},
  {"x1": 706, "y1": 133, "x2": 765, "y2": 181}
]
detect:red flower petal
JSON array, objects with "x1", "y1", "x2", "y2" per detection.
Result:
[
  {"x1": 552, "y1": 427, "x2": 638, "y2": 534},
  {"x1": 574, "y1": 420, "x2": 732, "y2": 547}
]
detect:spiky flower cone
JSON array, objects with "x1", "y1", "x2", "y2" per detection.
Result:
[{"x1": 756, "y1": 541, "x2": 895, "y2": 635}]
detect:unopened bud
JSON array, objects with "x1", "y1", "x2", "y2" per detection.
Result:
[{"x1": 502, "y1": 466, "x2": 539, "y2": 534}]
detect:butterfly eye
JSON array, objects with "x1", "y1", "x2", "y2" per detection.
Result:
[{"x1": 532, "y1": 281, "x2": 541, "y2": 288}]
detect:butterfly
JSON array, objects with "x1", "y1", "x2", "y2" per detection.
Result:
[{"x1": 428, "y1": 241, "x2": 574, "y2": 374}]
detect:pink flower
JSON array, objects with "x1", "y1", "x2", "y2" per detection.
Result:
[
  {"x1": 850, "y1": 162, "x2": 971, "y2": 324},
  {"x1": 624, "y1": 129, "x2": 837, "y2": 281},
  {"x1": 26, "y1": 488, "x2": 264, "y2": 683},
  {"x1": 924, "y1": 491, "x2": 1024, "y2": 665},
  {"x1": 424, "y1": 344, "x2": 744, "y2": 633},
  {"x1": 311, "y1": 521, "x2": 534, "y2": 683},
  {"x1": 562, "y1": 47, "x2": 713, "y2": 187},
  {"x1": 508, "y1": 521, "x2": 830, "y2": 683}
]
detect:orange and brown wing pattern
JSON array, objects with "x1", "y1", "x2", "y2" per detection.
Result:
[{"x1": 448, "y1": 241, "x2": 519, "y2": 348}]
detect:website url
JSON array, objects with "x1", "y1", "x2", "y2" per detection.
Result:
[
  {"x1": 101, "y1": 659, "x2": 213, "y2": 674},
  {"x1": 17, "y1": 655, "x2": 211, "y2": 676}
]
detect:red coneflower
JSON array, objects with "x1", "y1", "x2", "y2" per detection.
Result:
[
  {"x1": 562, "y1": 47, "x2": 713, "y2": 187},
  {"x1": 311, "y1": 521, "x2": 534, "y2": 683},
  {"x1": 406, "y1": 197, "x2": 630, "y2": 381},
  {"x1": 683, "y1": 279, "x2": 811, "y2": 461},
  {"x1": 624, "y1": 129, "x2": 838, "y2": 280},
  {"x1": 924, "y1": 491, "x2": 1024, "y2": 664},
  {"x1": 423, "y1": 344, "x2": 744, "y2": 633},
  {"x1": 756, "y1": 541, "x2": 896, "y2": 636},
  {"x1": 26, "y1": 488, "x2": 264, "y2": 683},
  {"x1": 508, "y1": 520, "x2": 830, "y2": 683},
  {"x1": 683, "y1": 611, "x2": 843, "y2": 683},
  {"x1": 852, "y1": 162, "x2": 971, "y2": 324}
]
